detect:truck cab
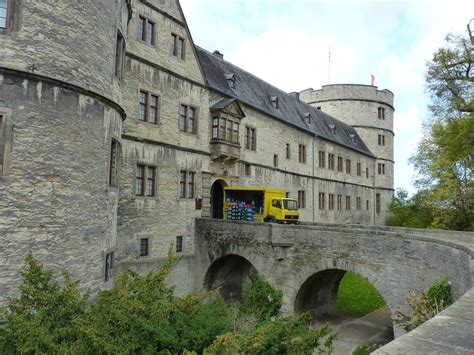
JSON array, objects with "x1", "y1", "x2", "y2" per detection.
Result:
[{"x1": 268, "y1": 197, "x2": 299, "y2": 224}]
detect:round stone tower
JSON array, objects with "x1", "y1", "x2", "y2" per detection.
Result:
[
  {"x1": 299, "y1": 84, "x2": 394, "y2": 225},
  {"x1": 0, "y1": 0, "x2": 131, "y2": 302}
]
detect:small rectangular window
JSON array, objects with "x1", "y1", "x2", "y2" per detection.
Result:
[
  {"x1": 105, "y1": 251, "x2": 114, "y2": 282},
  {"x1": 378, "y1": 134, "x2": 386, "y2": 146},
  {"x1": 318, "y1": 192, "x2": 325, "y2": 210},
  {"x1": 188, "y1": 172, "x2": 195, "y2": 198},
  {"x1": 366, "y1": 199, "x2": 370, "y2": 210},
  {"x1": 357, "y1": 163, "x2": 361, "y2": 176},
  {"x1": 346, "y1": 196, "x2": 351, "y2": 210},
  {"x1": 337, "y1": 156, "x2": 343, "y2": 172},
  {"x1": 245, "y1": 126, "x2": 256, "y2": 150},
  {"x1": 176, "y1": 236, "x2": 183, "y2": 253},
  {"x1": 273, "y1": 154, "x2": 278, "y2": 167},
  {"x1": 328, "y1": 153, "x2": 335, "y2": 170},
  {"x1": 366, "y1": 167, "x2": 369, "y2": 178},
  {"x1": 346, "y1": 159, "x2": 351, "y2": 174},
  {"x1": 138, "y1": 90, "x2": 159, "y2": 124},
  {"x1": 376, "y1": 194, "x2": 381, "y2": 213},
  {"x1": 115, "y1": 31, "x2": 125, "y2": 79},
  {"x1": 179, "y1": 104, "x2": 198, "y2": 134},
  {"x1": 109, "y1": 140, "x2": 119, "y2": 187},
  {"x1": 0, "y1": 0, "x2": 11, "y2": 29},
  {"x1": 172, "y1": 33, "x2": 185, "y2": 59},
  {"x1": 139, "y1": 238, "x2": 149, "y2": 257},
  {"x1": 378, "y1": 163, "x2": 386, "y2": 175},
  {"x1": 179, "y1": 170, "x2": 195, "y2": 199},
  {"x1": 378, "y1": 107, "x2": 386, "y2": 120},
  {"x1": 337, "y1": 194, "x2": 342, "y2": 210},
  {"x1": 328, "y1": 193, "x2": 334, "y2": 210},
  {"x1": 356, "y1": 197, "x2": 362, "y2": 210},
  {"x1": 286, "y1": 143, "x2": 290, "y2": 159},
  {"x1": 138, "y1": 15, "x2": 155, "y2": 45},
  {"x1": 135, "y1": 164, "x2": 145, "y2": 196},
  {"x1": 298, "y1": 144, "x2": 306, "y2": 163},
  {"x1": 136, "y1": 164, "x2": 156, "y2": 197},
  {"x1": 298, "y1": 190, "x2": 306, "y2": 208},
  {"x1": 244, "y1": 163, "x2": 251, "y2": 176},
  {"x1": 319, "y1": 151, "x2": 325, "y2": 168}
]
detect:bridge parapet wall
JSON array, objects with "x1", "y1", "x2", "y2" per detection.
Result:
[{"x1": 195, "y1": 218, "x2": 474, "y2": 350}]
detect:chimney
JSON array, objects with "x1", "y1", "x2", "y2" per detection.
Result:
[
  {"x1": 213, "y1": 50, "x2": 224, "y2": 59},
  {"x1": 289, "y1": 92, "x2": 300, "y2": 100}
]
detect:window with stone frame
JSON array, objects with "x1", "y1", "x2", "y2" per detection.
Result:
[
  {"x1": 212, "y1": 116, "x2": 239, "y2": 143},
  {"x1": 179, "y1": 104, "x2": 197, "y2": 134},
  {"x1": 139, "y1": 90, "x2": 159, "y2": 124},
  {"x1": 328, "y1": 153, "x2": 335, "y2": 170},
  {"x1": 345, "y1": 196, "x2": 351, "y2": 210},
  {"x1": 172, "y1": 33, "x2": 185, "y2": 59},
  {"x1": 298, "y1": 144, "x2": 306, "y2": 163},
  {"x1": 0, "y1": 0, "x2": 12, "y2": 29},
  {"x1": 108, "y1": 139, "x2": 120, "y2": 187},
  {"x1": 139, "y1": 238, "x2": 149, "y2": 257},
  {"x1": 337, "y1": 194, "x2": 342, "y2": 210},
  {"x1": 179, "y1": 170, "x2": 195, "y2": 198},
  {"x1": 244, "y1": 163, "x2": 251, "y2": 176},
  {"x1": 273, "y1": 154, "x2": 278, "y2": 167},
  {"x1": 135, "y1": 164, "x2": 156, "y2": 197},
  {"x1": 298, "y1": 190, "x2": 306, "y2": 208},
  {"x1": 366, "y1": 167, "x2": 369, "y2": 178},
  {"x1": 318, "y1": 192, "x2": 325, "y2": 209},
  {"x1": 245, "y1": 126, "x2": 256, "y2": 150},
  {"x1": 378, "y1": 107, "x2": 386, "y2": 120},
  {"x1": 366, "y1": 199, "x2": 370, "y2": 210},
  {"x1": 376, "y1": 193, "x2": 381, "y2": 213},
  {"x1": 378, "y1": 163, "x2": 386, "y2": 175},
  {"x1": 328, "y1": 193, "x2": 335, "y2": 210},
  {"x1": 319, "y1": 150, "x2": 325, "y2": 168},
  {"x1": 337, "y1": 156, "x2": 343, "y2": 172},
  {"x1": 357, "y1": 162, "x2": 361, "y2": 176},
  {"x1": 176, "y1": 236, "x2": 183, "y2": 253},
  {"x1": 138, "y1": 15, "x2": 155, "y2": 46},
  {"x1": 286, "y1": 143, "x2": 291, "y2": 159},
  {"x1": 105, "y1": 251, "x2": 114, "y2": 282},
  {"x1": 356, "y1": 196, "x2": 362, "y2": 210},
  {"x1": 115, "y1": 30, "x2": 125, "y2": 79},
  {"x1": 345, "y1": 159, "x2": 351, "y2": 174},
  {"x1": 378, "y1": 134, "x2": 386, "y2": 146}
]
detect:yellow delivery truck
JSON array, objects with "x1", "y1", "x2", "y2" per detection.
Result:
[{"x1": 223, "y1": 187, "x2": 299, "y2": 224}]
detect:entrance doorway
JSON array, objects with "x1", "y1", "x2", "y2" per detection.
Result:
[{"x1": 211, "y1": 179, "x2": 227, "y2": 219}]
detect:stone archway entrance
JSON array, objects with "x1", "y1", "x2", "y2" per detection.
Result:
[
  {"x1": 204, "y1": 254, "x2": 258, "y2": 302},
  {"x1": 211, "y1": 179, "x2": 227, "y2": 219}
]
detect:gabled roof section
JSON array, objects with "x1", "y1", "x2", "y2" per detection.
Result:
[
  {"x1": 210, "y1": 98, "x2": 246, "y2": 117},
  {"x1": 174, "y1": 0, "x2": 207, "y2": 85},
  {"x1": 196, "y1": 46, "x2": 374, "y2": 157}
]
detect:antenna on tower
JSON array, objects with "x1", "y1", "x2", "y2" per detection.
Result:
[{"x1": 328, "y1": 44, "x2": 331, "y2": 84}]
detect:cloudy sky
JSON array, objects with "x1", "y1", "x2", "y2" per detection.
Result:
[{"x1": 181, "y1": 0, "x2": 473, "y2": 194}]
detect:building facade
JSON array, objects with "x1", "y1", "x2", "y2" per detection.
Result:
[{"x1": 0, "y1": 0, "x2": 394, "y2": 301}]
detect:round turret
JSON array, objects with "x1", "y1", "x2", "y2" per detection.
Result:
[
  {"x1": 299, "y1": 84, "x2": 394, "y2": 224},
  {"x1": 0, "y1": 0, "x2": 130, "y2": 303}
]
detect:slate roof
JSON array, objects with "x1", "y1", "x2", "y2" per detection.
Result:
[{"x1": 196, "y1": 46, "x2": 374, "y2": 157}]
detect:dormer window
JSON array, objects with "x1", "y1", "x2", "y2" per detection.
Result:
[
  {"x1": 329, "y1": 124, "x2": 336, "y2": 134},
  {"x1": 303, "y1": 112, "x2": 311, "y2": 124},
  {"x1": 270, "y1": 96, "x2": 279, "y2": 109},
  {"x1": 225, "y1": 73, "x2": 236, "y2": 89},
  {"x1": 350, "y1": 134, "x2": 356, "y2": 143}
]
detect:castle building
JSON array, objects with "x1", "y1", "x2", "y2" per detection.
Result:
[{"x1": 0, "y1": 0, "x2": 394, "y2": 301}]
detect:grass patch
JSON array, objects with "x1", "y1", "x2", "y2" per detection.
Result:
[
  {"x1": 337, "y1": 272, "x2": 386, "y2": 317},
  {"x1": 352, "y1": 343, "x2": 380, "y2": 355}
]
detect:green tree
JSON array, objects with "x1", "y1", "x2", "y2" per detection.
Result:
[
  {"x1": 0, "y1": 252, "x2": 88, "y2": 353},
  {"x1": 386, "y1": 189, "x2": 434, "y2": 228},
  {"x1": 410, "y1": 30, "x2": 473, "y2": 231}
]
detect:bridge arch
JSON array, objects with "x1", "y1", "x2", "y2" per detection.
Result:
[{"x1": 204, "y1": 254, "x2": 258, "y2": 302}]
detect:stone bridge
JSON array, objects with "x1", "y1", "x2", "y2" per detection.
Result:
[{"x1": 192, "y1": 218, "x2": 474, "y2": 353}]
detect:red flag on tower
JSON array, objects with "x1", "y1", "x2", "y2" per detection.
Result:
[{"x1": 371, "y1": 74, "x2": 375, "y2": 86}]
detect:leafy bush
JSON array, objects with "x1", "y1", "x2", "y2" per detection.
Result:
[
  {"x1": 352, "y1": 342, "x2": 381, "y2": 355},
  {"x1": 394, "y1": 279, "x2": 453, "y2": 332},
  {"x1": 1, "y1": 253, "x2": 335, "y2": 354},
  {"x1": 240, "y1": 275, "x2": 283, "y2": 322}
]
